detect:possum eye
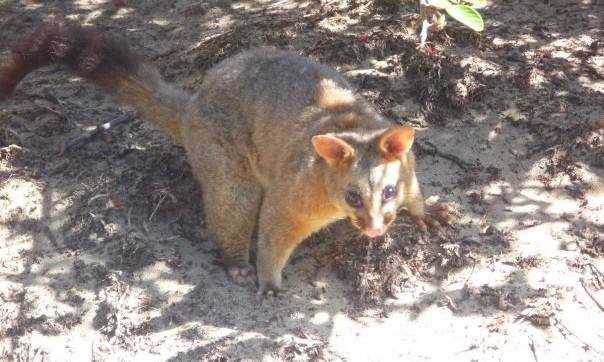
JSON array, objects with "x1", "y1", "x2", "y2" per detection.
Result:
[
  {"x1": 345, "y1": 190, "x2": 363, "y2": 208},
  {"x1": 382, "y1": 186, "x2": 397, "y2": 202}
]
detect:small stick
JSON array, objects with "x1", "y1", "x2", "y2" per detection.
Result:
[
  {"x1": 62, "y1": 110, "x2": 137, "y2": 152},
  {"x1": 589, "y1": 263, "x2": 603, "y2": 274},
  {"x1": 580, "y1": 278, "x2": 604, "y2": 313},
  {"x1": 553, "y1": 317, "x2": 602, "y2": 356},
  {"x1": 149, "y1": 192, "x2": 168, "y2": 221},
  {"x1": 417, "y1": 140, "x2": 478, "y2": 170},
  {"x1": 463, "y1": 254, "x2": 477, "y2": 286},
  {"x1": 479, "y1": 195, "x2": 503, "y2": 226},
  {"x1": 444, "y1": 294, "x2": 458, "y2": 313},
  {"x1": 587, "y1": 263, "x2": 604, "y2": 288},
  {"x1": 528, "y1": 338, "x2": 539, "y2": 362}
]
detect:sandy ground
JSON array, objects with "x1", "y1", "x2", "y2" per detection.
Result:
[{"x1": 0, "y1": 0, "x2": 603, "y2": 361}]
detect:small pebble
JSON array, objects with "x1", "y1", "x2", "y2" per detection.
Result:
[{"x1": 564, "y1": 241, "x2": 578, "y2": 251}]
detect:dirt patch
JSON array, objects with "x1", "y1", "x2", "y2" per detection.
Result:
[{"x1": 1, "y1": 0, "x2": 603, "y2": 361}]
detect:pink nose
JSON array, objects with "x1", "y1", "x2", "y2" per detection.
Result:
[{"x1": 365, "y1": 226, "x2": 386, "y2": 238}]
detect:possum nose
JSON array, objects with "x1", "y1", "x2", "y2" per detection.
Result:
[
  {"x1": 364, "y1": 217, "x2": 386, "y2": 238},
  {"x1": 365, "y1": 226, "x2": 386, "y2": 238}
]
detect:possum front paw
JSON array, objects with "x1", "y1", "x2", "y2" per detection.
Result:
[{"x1": 412, "y1": 196, "x2": 454, "y2": 233}]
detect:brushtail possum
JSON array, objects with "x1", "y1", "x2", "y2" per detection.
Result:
[{"x1": 0, "y1": 24, "x2": 451, "y2": 295}]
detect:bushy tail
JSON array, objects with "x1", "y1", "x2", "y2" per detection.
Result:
[{"x1": 0, "y1": 24, "x2": 187, "y2": 141}]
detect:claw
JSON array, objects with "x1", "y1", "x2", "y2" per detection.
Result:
[
  {"x1": 413, "y1": 199, "x2": 454, "y2": 234},
  {"x1": 412, "y1": 216, "x2": 429, "y2": 234},
  {"x1": 256, "y1": 287, "x2": 290, "y2": 300}
]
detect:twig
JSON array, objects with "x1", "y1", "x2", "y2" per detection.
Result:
[
  {"x1": 463, "y1": 254, "x2": 477, "y2": 286},
  {"x1": 149, "y1": 192, "x2": 168, "y2": 221},
  {"x1": 589, "y1": 263, "x2": 604, "y2": 275},
  {"x1": 528, "y1": 338, "x2": 539, "y2": 362},
  {"x1": 87, "y1": 193, "x2": 109, "y2": 206},
  {"x1": 479, "y1": 195, "x2": 503, "y2": 226},
  {"x1": 444, "y1": 294, "x2": 458, "y2": 313},
  {"x1": 62, "y1": 110, "x2": 137, "y2": 152},
  {"x1": 416, "y1": 140, "x2": 479, "y2": 170},
  {"x1": 553, "y1": 317, "x2": 603, "y2": 357},
  {"x1": 580, "y1": 278, "x2": 604, "y2": 313},
  {"x1": 588, "y1": 263, "x2": 604, "y2": 288}
]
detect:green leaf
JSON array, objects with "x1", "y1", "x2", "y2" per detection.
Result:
[
  {"x1": 463, "y1": 0, "x2": 487, "y2": 8},
  {"x1": 445, "y1": 4, "x2": 484, "y2": 31}
]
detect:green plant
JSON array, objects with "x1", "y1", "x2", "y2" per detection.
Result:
[{"x1": 418, "y1": 0, "x2": 486, "y2": 47}]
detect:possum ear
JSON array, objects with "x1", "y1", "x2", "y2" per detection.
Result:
[
  {"x1": 312, "y1": 135, "x2": 355, "y2": 164},
  {"x1": 378, "y1": 126, "x2": 415, "y2": 160}
]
